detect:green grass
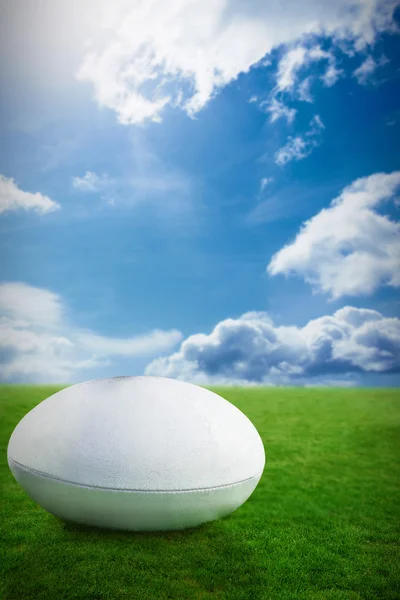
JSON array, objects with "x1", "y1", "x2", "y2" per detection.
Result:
[{"x1": 1, "y1": 385, "x2": 400, "y2": 600}]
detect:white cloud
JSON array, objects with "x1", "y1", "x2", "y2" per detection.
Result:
[
  {"x1": 262, "y1": 97, "x2": 297, "y2": 124},
  {"x1": 0, "y1": 282, "x2": 182, "y2": 382},
  {"x1": 311, "y1": 114, "x2": 324, "y2": 130},
  {"x1": 259, "y1": 177, "x2": 274, "y2": 193},
  {"x1": 145, "y1": 306, "x2": 400, "y2": 385},
  {"x1": 321, "y1": 63, "x2": 344, "y2": 86},
  {"x1": 1, "y1": 1, "x2": 397, "y2": 126},
  {"x1": 0, "y1": 283, "x2": 63, "y2": 327},
  {"x1": 256, "y1": 43, "x2": 344, "y2": 118},
  {"x1": 275, "y1": 44, "x2": 332, "y2": 95},
  {"x1": 267, "y1": 171, "x2": 400, "y2": 299},
  {"x1": 353, "y1": 56, "x2": 377, "y2": 84},
  {"x1": 276, "y1": 46, "x2": 308, "y2": 92},
  {"x1": 275, "y1": 137, "x2": 310, "y2": 166},
  {"x1": 275, "y1": 114, "x2": 324, "y2": 165},
  {"x1": 72, "y1": 171, "x2": 110, "y2": 192},
  {"x1": 72, "y1": 160, "x2": 191, "y2": 210},
  {"x1": 297, "y1": 76, "x2": 313, "y2": 102},
  {"x1": 73, "y1": 0, "x2": 399, "y2": 124},
  {"x1": 72, "y1": 171, "x2": 118, "y2": 205},
  {"x1": 77, "y1": 330, "x2": 183, "y2": 356},
  {"x1": 353, "y1": 54, "x2": 389, "y2": 84},
  {"x1": 0, "y1": 174, "x2": 60, "y2": 214}
]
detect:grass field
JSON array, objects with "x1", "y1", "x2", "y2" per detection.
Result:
[{"x1": 1, "y1": 385, "x2": 399, "y2": 600}]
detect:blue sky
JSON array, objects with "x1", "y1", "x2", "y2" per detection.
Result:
[{"x1": 0, "y1": 0, "x2": 399, "y2": 386}]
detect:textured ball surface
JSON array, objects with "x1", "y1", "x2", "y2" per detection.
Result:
[{"x1": 7, "y1": 376, "x2": 265, "y2": 531}]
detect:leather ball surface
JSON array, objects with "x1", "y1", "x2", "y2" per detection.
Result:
[{"x1": 7, "y1": 376, "x2": 265, "y2": 531}]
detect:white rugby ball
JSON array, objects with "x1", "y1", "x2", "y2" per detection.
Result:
[{"x1": 7, "y1": 376, "x2": 265, "y2": 531}]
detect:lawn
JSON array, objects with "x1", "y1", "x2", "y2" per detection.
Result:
[{"x1": 1, "y1": 385, "x2": 399, "y2": 600}]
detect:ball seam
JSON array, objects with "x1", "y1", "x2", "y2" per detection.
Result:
[{"x1": 8, "y1": 457, "x2": 264, "y2": 494}]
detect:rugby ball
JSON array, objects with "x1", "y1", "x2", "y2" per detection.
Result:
[{"x1": 7, "y1": 376, "x2": 265, "y2": 531}]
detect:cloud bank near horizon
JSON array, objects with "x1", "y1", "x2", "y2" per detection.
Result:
[
  {"x1": 0, "y1": 282, "x2": 182, "y2": 382},
  {"x1": 145, "y1": 306, "x2": 400, "y2": 386}
]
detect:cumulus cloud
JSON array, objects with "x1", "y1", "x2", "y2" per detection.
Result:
[
  {"x1": 267, "y1": 171, "x2": 400, "y2": 299},
  {"x1": 2, "y1": 1, "x2": 397, "y2": 126},
  {"x1": 0, "y1": 282, "x2": 182, "y2": 382},
  {"x1": 0, "y1": 174, "x2": 60, "y2": 214},
  {"x1": 145, "y1": 306, "x2": 400, "y2": 385},
  {"x1": 74, "y1": 0, "x2": 399, "y2": 124},
  {"x1": 275, "y1": 114, "x2": 325, "y2": 165}
]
